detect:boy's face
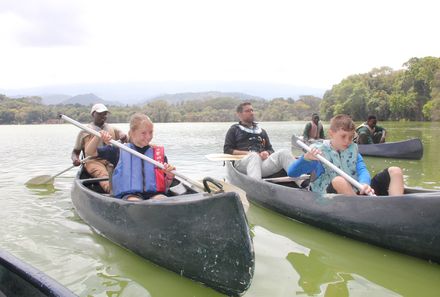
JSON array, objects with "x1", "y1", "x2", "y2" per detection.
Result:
[{"x1": 329, "y1": 129, "x2": 355, "y2": 151}]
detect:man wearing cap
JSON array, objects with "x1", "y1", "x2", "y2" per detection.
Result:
[{"x1": 71, "y1": 103, "x2": 127, "y2": 193}]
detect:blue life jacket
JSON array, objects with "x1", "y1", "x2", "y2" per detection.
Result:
[
  {"x1": 112, "y1": 143, "x2": 166, "y2": 198},
  {"x1": 310, "y1": 141, "x2": 359, "y2": 194}
]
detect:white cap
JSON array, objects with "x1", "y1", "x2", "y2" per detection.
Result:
[{"x1": 90, "y1": 103, "x2": 108, "y2": 115}]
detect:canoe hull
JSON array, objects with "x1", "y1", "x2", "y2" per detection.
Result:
[
  {"x1": 71, "y1": 173, "x2": 254, "y2": 296},
  {"x1": 358, "y1": 138, "x2": 423, "y2": 159},
  {"x1": 0, "y1": 248, "x2": 76, "y2": 297},
  {"x1": 226, "y1": 162, "x2": 440, "y2": 263}
]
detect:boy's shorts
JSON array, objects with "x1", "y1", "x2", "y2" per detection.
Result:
[{"x1": 326, "y1": 168, "x2": 391, "y2": 196}]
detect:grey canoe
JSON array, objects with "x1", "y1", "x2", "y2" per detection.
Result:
[
  {"x1": 358, "y1": 138, "x2": 423, "y2": 159},
  {"x1": 0, "y1": 248, "x2": 76, "y2": 297},
  {"x1": 71, "y1": 170, "x2": 254, "y2": 296},
  {"x1": 226, "y1": 161, "x2": 440, "y2": 263}
]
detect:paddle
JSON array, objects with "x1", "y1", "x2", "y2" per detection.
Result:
[
  {"x1": 59, "y1": 114, "x2": 208, "y2": 193},
  {"x1": 26, "y1": 156, "x2": 92, "y2": 186},
  {"x1": 291, "y1": 135, "x2": 375, "y2": 196},
  {"x1": 205, "y1": 153, "x2": 245, "y2": 161}
]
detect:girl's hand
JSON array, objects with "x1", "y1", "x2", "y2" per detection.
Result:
[
  {"x1": 304, "y1": 147, "x2": 321, "y2": 161},
  {"x1": 99, "y1": 130, "x2": 113, "y2": 144},
  {"x1": 163, "y1": 163, "x2": 175, "y2": 180}
]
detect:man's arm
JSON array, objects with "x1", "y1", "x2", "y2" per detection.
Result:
[
  {"x1": 223, "y1": 126, "x2": 249, "y2": 155},
  {"x1": 303, "y1": 123, "x2": 311, "y2": 140},
  {"x1": 261, "y1": 130, "x2": 274, "y2": 154}
]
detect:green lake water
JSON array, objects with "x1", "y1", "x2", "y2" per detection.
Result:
[{"x1": 0, "y1": 121, "x2": 439, "y2": 296}]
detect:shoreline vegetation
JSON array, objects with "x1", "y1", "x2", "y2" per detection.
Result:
[{"x1": 1, "y1": 56, "x2": 439, "y2": 125}]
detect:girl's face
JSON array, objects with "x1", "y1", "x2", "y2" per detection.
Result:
[
  {"x1": 329, "y1": 129, "x2": 355, "y2": 151},
  {"x1": 130, "y1": 121, "x2": 153, "y2": 147}
]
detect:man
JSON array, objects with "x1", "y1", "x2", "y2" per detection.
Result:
[
  {"x1": 223, "y1": 102, "x2": 295, "y2": 179},
  {"x1": 303, "y1": 113, "x2": 325, "y2": 142},
  {"x1": 355, "y1": 115, "x2": 386, "y2": 144},
  {"x1": 71, "y1": 103, "x2": 127, "y2": 193}
]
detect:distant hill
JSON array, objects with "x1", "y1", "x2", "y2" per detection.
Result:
[
  {"x1": 40, "y1": 94, "x2": 71, "y2": 105},
  {"x1": 1, "y1": 80, "x2": 326, "y2": 104},
  {"x1": 60, "y1": 93, "x2": 105, "y2": 105},
  {"x1": 146, "y1": 91, "x2": 264, "y2": 104}
]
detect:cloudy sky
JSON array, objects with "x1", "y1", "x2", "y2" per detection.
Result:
[{"x1": 1, "y1": 0, "x2": 439, "y2": 91}]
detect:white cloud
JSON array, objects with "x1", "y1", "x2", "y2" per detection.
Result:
[{"x1": 1, "y1": 0, "x2": 439, "y2": 91}]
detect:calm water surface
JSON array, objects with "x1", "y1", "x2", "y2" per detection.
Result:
[{"x1": 0, "y1": 121, "x2": 439, "y2": 297}]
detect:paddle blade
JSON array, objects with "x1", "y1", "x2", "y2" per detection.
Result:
[
  {"x1": 205, "y1": 154, "x2": 245, "y2": 161},
  {"x1": 25, "y1": 175, "x2": 54, "y2": 186}
]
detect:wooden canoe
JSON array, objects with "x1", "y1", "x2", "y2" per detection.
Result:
[
  {"x1": 0, "y1": 248, "x2": 76, "y2": 297},
  {"x1": 71, "y1": 170, "x2": 254, "y2": 296},
  {"x1": 226, "y1": 161, "x2": 440, "y2": 263},
  {"x1": 357, "y1": 138, "x2": 423, "y2": 159}
]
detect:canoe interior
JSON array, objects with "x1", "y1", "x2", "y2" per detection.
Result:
[
  {"x1": 72, "y1": 169, "x2": 254, "y2": 296},
  {"x1": 0, "y1": 249, "x2": 76, "y2": 297},
  {"x1": 226, "y1": 162, "x2": 440, "y2": 263}
]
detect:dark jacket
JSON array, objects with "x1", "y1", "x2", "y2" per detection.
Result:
[{"x1": 223, "y1": 123, "x2": 274, "y2": 154}]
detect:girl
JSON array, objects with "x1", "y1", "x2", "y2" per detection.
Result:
[{"x1": 85, "y1": 113, "x2": 175, "y2": 201}]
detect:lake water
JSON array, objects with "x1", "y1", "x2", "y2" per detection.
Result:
[{"x1": 1, "y1": 121, "x2": 440, "y2": 297}]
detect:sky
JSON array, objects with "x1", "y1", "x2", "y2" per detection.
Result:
[{"x1": 1, "y1": 0, "x2": 439, "y2": 93}]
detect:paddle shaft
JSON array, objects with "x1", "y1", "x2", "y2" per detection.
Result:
[
  {"x1": 293, "y1": 137, "x2": 374, "y2": 196},
  {"x1": 60, "y1": 114, "x2": 206, "y2": 192},
  {"x1": 51, "y1": 156, "x2": 93, "y2": 179}
]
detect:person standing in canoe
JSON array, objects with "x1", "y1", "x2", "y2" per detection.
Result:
[
  {"x1": 303, "y1": 113, "x2": 325, "y2": 142},
  {"x1": 224, "y1": 102, "x2": 295, "y2": 179},
  {"x1": 355, "y1": 115, "x2": 386, "y2": 144},
  {"x1": 85, "y1": 113, "x2": 175, "y2": 201},
  {"x1": 288, "y1": 114, "x2": 404, "y2": 196},
  {"x1": 71, "y1": 103, "x2": 127, "y2": 193}
]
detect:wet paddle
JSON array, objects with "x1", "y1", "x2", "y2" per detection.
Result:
[
  {"x1": 292, "y1": 135, "x2": 375, "y2": 196},
  {"x1": 26, "y1": 156, "x2": 92, "y2": 186},
  {"x1": 60, "y1": 114, "x2": 207, "y2": 192},
  {"x1": 205, "y1": 153, "x2": 245, "y2": 161}
]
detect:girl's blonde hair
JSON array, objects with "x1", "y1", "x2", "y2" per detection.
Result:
[
  {"x1": 129, "y1": 113, "x2": 153, "y2": 132},
  {"x1": 329, "y1": 114, "x2": 355, "y2": 132}
]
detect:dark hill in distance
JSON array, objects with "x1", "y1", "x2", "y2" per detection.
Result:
[{"x1": 146, "y1": 91, "x2": 264, "y2": 104}]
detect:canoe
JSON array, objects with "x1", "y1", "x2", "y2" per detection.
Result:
[
  {"x1": 226, "y1": 161, "x2": 440, "y2": 263},
  {"x1": 357, "y1": 138, "x2": 423, "y2": 159},
  {"x1": 71, "y1": 170, "x2": 254, "y2": 296},
  {"x1": 291, "y1": 136, "x2": 423, "y2": 160},
  {"x1": 0, "y1": 248, "x2": 76, "y2": 297}
]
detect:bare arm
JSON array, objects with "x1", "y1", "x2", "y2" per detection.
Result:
[{"x1": 85, "y1": 131, "x2": 112, "y2": 157}]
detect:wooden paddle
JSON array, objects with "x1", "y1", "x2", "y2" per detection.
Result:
[
  {"x1": 60, "y1": 114, "x2": 208, "y2": 193},
  {"x1": 205, "y1": 153, "x2": 245, "y2": 161},
  {"x1": 26, "y1": 156, "x2": 92, "y2": 186},
  {"x1": 292, "y1": 135, "x2": 375, "y2": 196}
]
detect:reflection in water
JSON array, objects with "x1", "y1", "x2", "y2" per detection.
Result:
[{"x1": 247, "y1": 204, "x2": 440, "y2": 297}]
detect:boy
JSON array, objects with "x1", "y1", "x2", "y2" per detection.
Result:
[{"x1": 288, "y1": 114, "x2": 404, "y2": 196}]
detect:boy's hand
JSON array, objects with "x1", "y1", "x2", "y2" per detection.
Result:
[
  {"x1": 359, "y1": 184, "x2": 374, "y2": 196},
  {"x1": 304, "y1": 147, "x2": 321, "y2": 161},
  {"x1": 259, "y1": 151, "x2": 270, "y2": 160}
]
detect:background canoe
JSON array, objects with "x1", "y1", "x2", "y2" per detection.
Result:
[
  {"x1": 0, "y1": 248, "x2": 76, "y2": 297},
  {"x1": 226, "y1": 161, "x2": 440, "y2": 263},
  {"x1": 71, "y1": 171, "x2": 254, "y2": 296},
  {"x1": 358, "y1": 138, "x2": 423, "y2": 159}
]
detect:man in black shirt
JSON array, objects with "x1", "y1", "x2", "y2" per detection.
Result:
[{"x1": 224, "y1": 102, "x2": 295, "y2": 179}]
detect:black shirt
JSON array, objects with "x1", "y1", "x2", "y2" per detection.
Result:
[{"x1": 223, "y1": 122, "x2": 274, "y2": 155}]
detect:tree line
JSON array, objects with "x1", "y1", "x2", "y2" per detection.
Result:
[
  {"x1": 2, "y1": 56, "x2": 439, "y2": 124},
  {"x1": 0, "y1": 95, "x2": 321, "y2": 124},
  {"x1": 320, "y1": 56, "x2": 440, "y2": 121}
]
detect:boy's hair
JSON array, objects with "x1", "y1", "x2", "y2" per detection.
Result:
[
  {"x1": 329, "y1": 114, "x2": 355, "y2": 132},
  {"x1": 129, "y1": 113, "x2": 152, "y2": 132},
  {"x1": 367, "y1": 115, "x2": 377, "y2": 121},
  {"x1": 236, "y1": 102, "x2": 252, "y2": 113}
]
